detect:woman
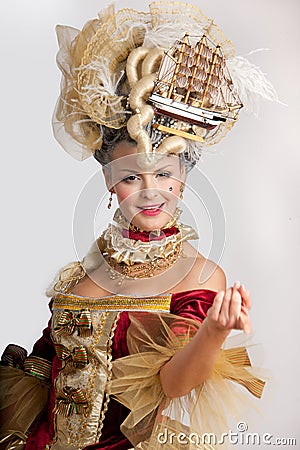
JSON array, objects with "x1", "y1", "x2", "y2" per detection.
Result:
[{"x1": 0, "y1": 2, "x2": 275, "y2": 449}]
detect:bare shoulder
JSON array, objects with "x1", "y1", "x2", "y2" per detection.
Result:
[
  {"x1": 69, "y1": 272, "x2": 111, "y2": 298},
  {"x1": 175, "y1": 242, "x2": 226, "y2": 292},
  {"x1": 197, "y1": 257, "x2": 226, "y2": 291}
]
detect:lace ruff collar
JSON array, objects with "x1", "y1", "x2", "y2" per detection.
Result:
[{"x1": 96, "y1": 208, "x2": 199, "y2": 266}]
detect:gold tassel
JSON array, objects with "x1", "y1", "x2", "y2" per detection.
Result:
[
  {"x1": 107, "y1": 192, "x2": 113, "y2": 209},
  {"x1": 179, "y1": 183, "x2": 184, "y2": 200}
]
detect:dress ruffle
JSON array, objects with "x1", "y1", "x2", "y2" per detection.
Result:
[
  {"x1": 109, "y1": 312, "x2": 266, "y2": 449},
  {"x1": 0, "y1": 366, "x2": 49, "y2": 449}
]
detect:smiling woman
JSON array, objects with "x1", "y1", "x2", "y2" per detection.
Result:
[
  {"x1": 0, "y1": 2, "x2": 276, "y2": 450},
  {"x1": 104, "y1": 144, "x2": 185, "y2": 232}
]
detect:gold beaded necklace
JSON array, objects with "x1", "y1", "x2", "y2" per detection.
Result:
[
  {"x1": 96, "y1": 208, "x2": 198, "y2": 283},
  {"x1": 106, "y1": 240, "x2": 182, "y2": 279}
]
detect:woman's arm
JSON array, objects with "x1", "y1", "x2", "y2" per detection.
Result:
[{"x1": 160, "y1": 281, "x2": 252, "y2": 398}]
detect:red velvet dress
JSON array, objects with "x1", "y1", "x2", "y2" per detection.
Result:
[{"x1": 24, "y1": 289, "x2": 216, "y2": 450}]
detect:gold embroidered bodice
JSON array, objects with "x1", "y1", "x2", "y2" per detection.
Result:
[{"x1": 49, "y1": 292, "x2": 172, "y2": 449}]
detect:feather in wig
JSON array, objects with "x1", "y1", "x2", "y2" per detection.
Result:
[
  {"x1": 227, "y1": 51, "x2": 284, "y2": 115},
  {"x1": 78, "y1": 57, "x2": 125, "y2": 115}
]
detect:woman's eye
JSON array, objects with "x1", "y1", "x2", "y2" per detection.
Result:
[
  {"x1": 157, "y1": 172, "x2": 171, "y2": 178},
  {"x1": 122, "y1": 175, "x2": 139, "y2": 183}
]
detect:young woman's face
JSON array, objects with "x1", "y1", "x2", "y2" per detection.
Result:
[{"x1": 103, "y1": 142, "x2": 186, "y2": 231}]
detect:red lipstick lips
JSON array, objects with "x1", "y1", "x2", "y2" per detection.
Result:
[{"x1": 138, "y1": 203, "x2": 164, "y2": 216}]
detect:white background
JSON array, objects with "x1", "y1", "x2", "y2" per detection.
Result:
[{"x1": 0, "y1": 0, "x2": 299, "y2": 447}]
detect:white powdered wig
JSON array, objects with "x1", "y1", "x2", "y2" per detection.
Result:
[{"x1": 184, "y1": 140, "x2": 203, "y2": 167}]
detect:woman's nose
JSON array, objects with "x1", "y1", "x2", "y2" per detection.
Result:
[{"x1": 140, "y1": 176, "x2": 159, "y2": 199}]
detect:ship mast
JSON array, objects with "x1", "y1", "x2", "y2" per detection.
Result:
[
  {"x1": 167, "y1": 33, "x2": 189, "y2": 99},
  {"x1": 184, "y1": 35, "x2": 206, "y2": 104},
  {"x1": 200, "y1": 45, "x2": 221, "y2": 108}
]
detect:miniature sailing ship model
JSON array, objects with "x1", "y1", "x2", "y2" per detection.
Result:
[{"x1": 149, "y1": 33, "x2": 243, "y2": 142}]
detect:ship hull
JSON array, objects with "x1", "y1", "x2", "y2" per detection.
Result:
[{"x1": 149, "y1": 93, "x2": 227, "y2": 126}]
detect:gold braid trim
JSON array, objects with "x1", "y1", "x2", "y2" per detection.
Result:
[
  {"x1": 96, "y1": 312, "x2": 121, "y2": 440},
  {"x1": 53, "y1": 261, "x2": 86, "y2": 294},
  {"x1": 53, "y1": 293, "x2": 172, "y2": 312}
]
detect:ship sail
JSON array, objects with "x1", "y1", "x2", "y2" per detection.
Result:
[
  {"x1": 150, "y1": 33, "x2": 242, "y2": 122},
  {"x1": 155, "y1": 54, "x2": 177, "y2": 97},
  {"x1": 149, "y1": 33, "x2": 243, "y2": 142}
]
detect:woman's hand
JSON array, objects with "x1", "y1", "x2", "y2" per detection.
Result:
[{"x1": 205, "y1": 281, "x2": 252, "y2": 335}]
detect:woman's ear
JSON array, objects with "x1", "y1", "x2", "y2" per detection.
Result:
[{"x1": 102, "y1": 166, "x2": 114, "y2": 192}]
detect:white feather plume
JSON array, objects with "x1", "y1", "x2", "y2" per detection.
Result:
[
  {"x1": 143, "y1": 22, "x2": 206, "y2": 50},
  {"x1": 79, "y1": 57, "x2": 124, "y2": 113},
  {"x1": 227, "y1": 54, "x2": 284, "y2": 114}
]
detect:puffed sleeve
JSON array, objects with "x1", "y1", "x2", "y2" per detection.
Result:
[
  {"x1": 170, "y1": 288, "x2": 216, "y2": 322},
  {"x1": 0, "y1": 303, "x2": 56, "y2": 448}
]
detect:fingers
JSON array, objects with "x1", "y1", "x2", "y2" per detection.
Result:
[
  {"x1": 238, "y1": 283, "x2": 252, "y2": 310},
  {"x1": 208, "y1": 284, "x2": 241, "y2": 330},
  {"x1": 220, "y1": 282, "x2": 242, "y2": 329},
  {"x1": 228, "y1": 285, "x2": 242, "y2": 328},
  {"x1": 207, "y1": 282, "x2": 252, "y2": 333},
  {"x1": 218, "y1": 287, "x2": 233, "y2": 327},
  {"x1": 239, "y1": 305, "x2": 252, "y2": 334},
  {"x1": 207, "y1": 290, "x2": 225, "y2": 321}
]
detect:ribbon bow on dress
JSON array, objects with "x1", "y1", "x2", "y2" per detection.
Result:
[
  {"x1": 54, "y1": 309, "x2": 92, "y2": 337},
  {"x1": 55, "y1": 344, "x2": 89, "y2": 368},
  {"x1": 54, "y1": 386, "x2": 89, "y2": 417}
]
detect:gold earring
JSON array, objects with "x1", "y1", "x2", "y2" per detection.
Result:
[
  {"x1": 179, "y1": 183, "x2": 184, "y2": 200},
  {"x1": 107, "y1": 192, "x2": 113, "y2": 209}
]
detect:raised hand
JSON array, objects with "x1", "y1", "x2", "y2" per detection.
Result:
[{"x1": 205, "y1": 281, "x2": 252, "y2": 335}]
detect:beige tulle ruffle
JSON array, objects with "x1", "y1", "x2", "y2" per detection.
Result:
[
  {"x1": 52, "y1": 2, "x2": 236, "y2": 161},
  {"x1": 0, "y1": 366, "x2": 49, "y2": 449},
  {"x1": 109, "y1": 312, "x2": 266, "y2": 449}
]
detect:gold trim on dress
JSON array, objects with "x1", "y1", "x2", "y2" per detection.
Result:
[
  {"x1": 51, "y1": 310, "x2": 120, "y2": 449},
  {"x1": 53, "y1": 293, "x2": 172, "y2": 312},
  {"x1": 96, "y1": 312, "x2": 121, "y2": 441}
]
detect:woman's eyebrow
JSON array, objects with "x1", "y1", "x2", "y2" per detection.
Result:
[
  {"x1": 119, "y1": 169, "x2": 139, "y2": 173},
  {"x1": 154, "y1": 165, "x2": 172, "y2": 172},
  {"x1": 119, "y1": 165, "x2": 172, "y2": 174}
]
